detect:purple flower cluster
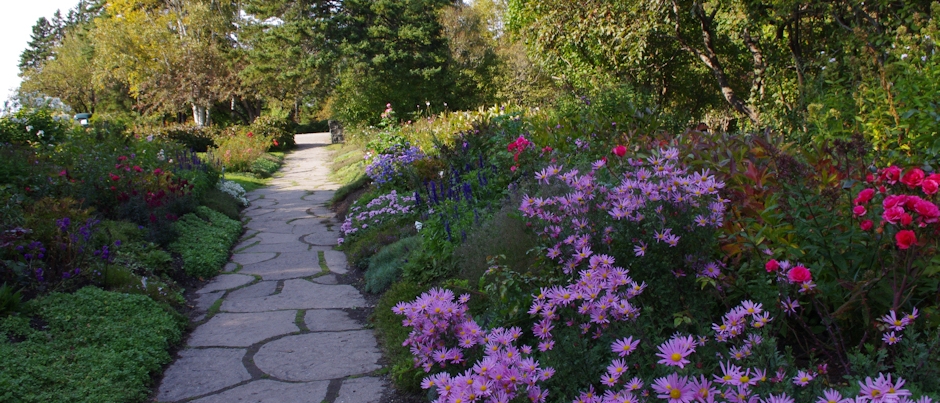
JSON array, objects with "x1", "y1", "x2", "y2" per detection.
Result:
[
  {"x1": 365, "y1": 144, "x2": 425, "y2": 185},
  {"x1": 879, "y1": 308, "x2": 918, "y2": 345},
  {"x1": 338, "y1": 190, "x2": 416, "y2": 244},
  {"x1": 393, "y1": 288, "x2": 553, "y2": 403},
  {"x1": 522, "y1": 148, "x2": 726, "y2": 260}
]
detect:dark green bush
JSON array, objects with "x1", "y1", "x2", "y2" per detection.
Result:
[
  {"x1": 168, "y1": 206, "x2": 242, "y2": 278},
  {"x1": 132, "y1": 124, "x2": 217, "y2": 152},
  {"x1": 453, "y1": 201, "x2": 539, "y2": 285},
  {"x1": 365, "y1": 235, "x2": 422, "y2": 293},
  {"x1": 0, "y1": 287, "x2": 184, "y2": 403}
]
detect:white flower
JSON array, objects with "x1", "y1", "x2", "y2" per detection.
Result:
[
  {"x1": 923, "y1": 56, "x2": 928, "y2": 61},
  {"x1": 828, "y1": 58, "x2": 836, "y2": 63},
  {"x1": 901, "y1": 53, "x2": 909, "y2": 60},
  {"x1": 217, "y1": 180, "x2": 249, "y2": 206},
  {"x1": 415, "y1": 221, "x2": 423, "y2": 231},
  {"x1": 146, "y1": 135, "x2": 154, "y2": 142},
  {"x1": 25, "y1": 125, "x2": 32, "y2": 132},
  {"x1": 36, "y1": 130, "x2": 44, "y2": 137}
]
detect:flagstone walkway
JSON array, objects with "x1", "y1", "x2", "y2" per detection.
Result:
[{"x1": 155, "y1": 133, "x2": 385, "y2": 403}]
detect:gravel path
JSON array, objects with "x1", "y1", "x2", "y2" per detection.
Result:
[{"x1": 154, "y1": 133, "x2": 385, "y2": 403}]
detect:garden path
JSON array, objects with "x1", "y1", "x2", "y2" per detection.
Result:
[{"x1": 154, "y1": 133, "x2": 386, "y2": 402}]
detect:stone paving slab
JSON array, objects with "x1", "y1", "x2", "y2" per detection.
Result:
[
  {"x1": 189, "y1": 380, "x2": 330, "y2": 403},
  {"x1": 197, "y1": 274, "x2": 256, "y2": 294},
  {"x1": 304, "y1": 309, "x2": 361, "y2": 332},
  {"x1": 244, "y1": 220, "x2": 296, "y2": 234},
  {"x1": 237, "y1": 241, "x2": 311, "y2": 254},
  {"x1": 302, "y1": 231, "x2": 338, "y2": 247},
  {"x1": 231, "y1": 252, "x2": 277, "y2": 266},
  {"x1": 322, "y1": 250, "x2": 349, "y2": 274},
  {"x1": 236, "y1": 251, "x2": 321, "y2": 280},
  {"x1": 254, "y1": 232, "x2": 303, "y2": 245},
  {"x1": 188, "y1": 311, "x2": 299, "y2": 347},
  {"x1": 221, "y1": 280, "x2": 366, "y2": 312},
  {"x1": 254, "y1": 331, "x2": 381, "y2": 381},
  {"x1": 225, "y1": 281, "x2": 277, "y2": 301},
  {"x1": 157, "y1": 348, "x2": 251, "y2": 402},
  {"x1": 336, "y1": 377, "x2": 385, "y2": 403},
  {"x1": 309, "y1": 274, "x2": 338, "y2": 285}
]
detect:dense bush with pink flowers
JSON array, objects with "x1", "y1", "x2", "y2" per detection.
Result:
[{"x1": 340, "y1": 99, "x2": 940, "y2": 403}]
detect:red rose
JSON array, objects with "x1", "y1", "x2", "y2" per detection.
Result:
[
  {"x1": 901, "y1": 168, "x2": 925, "y2": 188},
  {"x1": 923, "y1": 179, "x2": 939, "y2": 196},
  {"x1": 852, "y1": 205, "x2": 867, "y2": 217},
  {"x1": 765, "y1": 259, "x2": 780, "y2": 273},
  {"x1": 854, "y1": 188, "x2": 875, "y2": 205},
  {"x1": 895, "y1": 229, "x2": 917, "y2": 249},
  {"x1": 612, "y1": 145, "x2": 627, "y2": 158},
  {"x1": 900, "y1": 213, "x2": 913, "y2": 226},
  {"x1": 247, "y1": 131, "x2": 254, "y2": 138},
  {"x1": 787, "y1": 266, "x2": 812, "y2": 283},
  {"x1": 882, "y1": 165, "x2": 902, "y2": 184},
  {"x1": 860, "y1": 219, "x2": 874, "y2": 231},
  {"x1": 914, "y1": 199, "x2": 940, "y2": 223}
]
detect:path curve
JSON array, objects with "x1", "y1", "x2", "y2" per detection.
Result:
[{"x1": 155, "y1": 133, "x2": 385, "y2": 403}]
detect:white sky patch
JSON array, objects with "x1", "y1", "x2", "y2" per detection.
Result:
[{"x1": 0, "y1": 0, "x2": 83, "y2": 102}]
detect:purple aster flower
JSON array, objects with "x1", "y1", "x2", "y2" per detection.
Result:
[{"x1": 651, "y1": 373, "x2": 694, "y2": 402}]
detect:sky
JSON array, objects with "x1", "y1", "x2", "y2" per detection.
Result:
[{"x1": 1, "y1": 0, "x2": 82, "y2": 102}]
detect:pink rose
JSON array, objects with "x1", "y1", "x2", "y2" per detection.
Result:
[
  {"x1": 895, "y1": 230, "x2": 917, "y2": 249},
  {"x1": 788, "y1": 266, "x2": 812, "y2": 283},
  {"x1": 914, "y1": 199, "x2": 940, "y2": 223},
  {"x1": 852, "y1": 205, "x2": 867, "y2": 217},
  {"x1": 765, "y1": 259, "x2": 780, "y2": 273},
  {"x1": 901, "y1": 168, "x2": 925, "y2": 188},
  {"x1": 860, "y1": 219, "x2": 874, "y2": 231},
  {"x1": 882, "y1": 165, "x2": 902, "y2": 184},
  {"x1": 883, "y1": 195, "x2": 906, "y2": 209},
  {"x1": 883, "y1": 206, "x2": 905, "y2": 224}
]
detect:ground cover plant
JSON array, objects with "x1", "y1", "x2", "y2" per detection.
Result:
[
  {"x1": 0, "y1": 287, "x2": 184, "y2": 403},
  {"x1": 0, "y1": 105, "x2": 251, "y2": 402},
  {"x1": 334, "y1": 99, "x2": 940, "y2": 403}
]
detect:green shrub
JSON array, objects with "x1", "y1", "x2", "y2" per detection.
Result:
[
  {"x1": 249, "y1": 154, "x2": 282, "y2": 178},
  {"x1": 250, "y1": 115, "x2": 295, "y2": 151},
  {"x1": 132, "y1": 124, "x2": 217, "y2": 152},
  {"x1": 208, "y1": 127, "x2": 272, "y2": 172},
  {"x1": 372, "y1": 280, "x2": 427, "y2": 393},
  {"x1": 365, "y1": 235, "x2": 422, "y2": 293},
  {"x1": 199, "y1": 188, "x2": 242, "y2": 220},
  {"x1": 453, "y1": 200, "x2": 539, "y2": 285},
  {"x1": 0, "y1": 283, "x2": 23, "y2": 316},
  {"x1": 0, "y1": 287, "x2": 184, "y2": 403},
  {"x1": 168, "y1": 206, "x2": 242, "y2": 278}
]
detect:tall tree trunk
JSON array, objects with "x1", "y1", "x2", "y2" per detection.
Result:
[{"x1": 192, "y1": 103, "x2": 209, "y2": 127}]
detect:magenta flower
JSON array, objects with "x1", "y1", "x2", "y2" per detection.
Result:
[
  {"x1": 880, "y1": 310, "x2": 906, "y2": 331},
  {"x1": 762, "y1": 393, "x2": 795, "y2": 403}
]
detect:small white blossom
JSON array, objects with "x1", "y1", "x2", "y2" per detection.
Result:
[{"x1": 415, "y1": 221, "x2": 423, "y2": 231}]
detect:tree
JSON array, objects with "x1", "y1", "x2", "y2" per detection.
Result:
[
  {"x1": 91, "y1": 0, "x2": 239, "y2": 126},
  {"x1": 238, "y1": 0, "x2": 340, "y2": 122},
  {"x1": 19, "y1": 17, "x2": 60, "y2": 72}
]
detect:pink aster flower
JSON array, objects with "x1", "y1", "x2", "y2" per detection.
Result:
[
  {"x1": 611, "y1": 336, "x2": 641, "y2": 357},
  {"x1": 879, "y1": 310, "x2": 906, "y2": 331},
  {"x1": 656, "y1": 335, "x2": 695, "y2": 368},
  {"x1": 652, "y1": 373, "x2": 694, "y2": 403},
  {"x1": 816, "y1": 389, "x2": 845, "y2": 403},
  {"x1": 792, "y1": 370, "x2": 814, "y2": 386},
  {"x1": 762, "y1": 393, "x2": 795, "y2": 403},
  {"x1": 883, "y1": 331, "x2": 902, "y2": 345}
]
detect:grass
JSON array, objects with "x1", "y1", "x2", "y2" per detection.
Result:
[
  {"x1": 0, "y1": 287, "x2": 184, "y2": 403},
  {"x1": 224, "y1": 172, "x2": 269, "y2": 192}
]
